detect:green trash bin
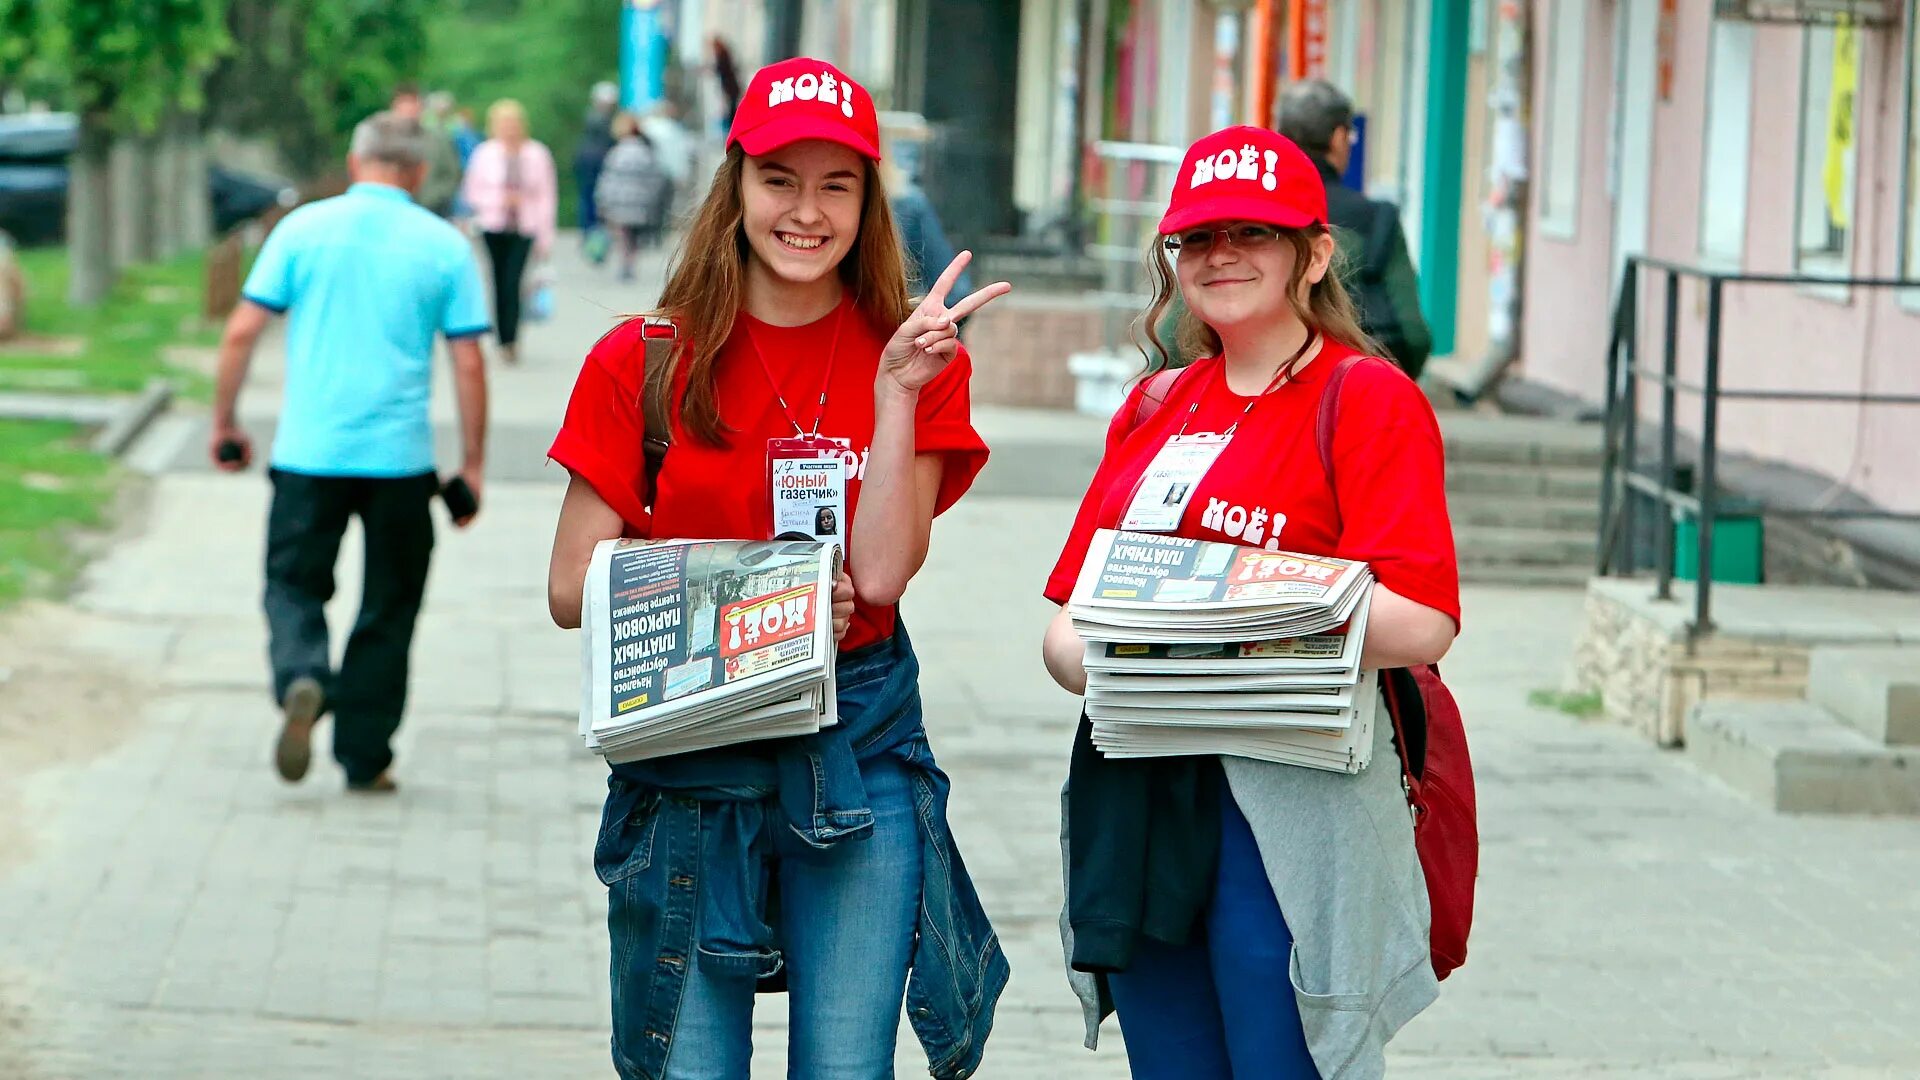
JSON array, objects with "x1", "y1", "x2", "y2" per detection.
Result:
[{"x1": 1673, "y1": 508, "x2": 1763, "y2": 584}]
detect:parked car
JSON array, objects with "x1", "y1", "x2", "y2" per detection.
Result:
[{"x1": 0, "y1": 113, "x2": 297, "y2": 246}]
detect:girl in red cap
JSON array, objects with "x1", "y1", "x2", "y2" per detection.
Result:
[
  {"x1": 1042, "y1": 126, "x2": 1460, "y2": 1078},
  {"x1": 546, "y1": 58, "x2": 1010, "y2": 1080}
]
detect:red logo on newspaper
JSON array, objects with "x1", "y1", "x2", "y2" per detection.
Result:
[
  {"x1": 1230, "y1": 551, "x2": 1340, "y2": 584},
  {"x1": 721, "y1": 585, "x2": 818, "y2": 659}
]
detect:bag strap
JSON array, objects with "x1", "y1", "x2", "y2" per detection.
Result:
[
  {"x1": 1128, "y1": 366, "x2": 1186, "y2": 433},
  {"x1": 638, "y1": 317, "x2": 679, "y2": 505},
  {"x1": 1315, "y1": 353, "x2": 1367, "y2": 480}
]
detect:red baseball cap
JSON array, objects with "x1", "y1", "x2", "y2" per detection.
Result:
[
  {"x1": 726, "y1": 57, "x2": 881, "y2": 161},
  {"x1": 1159, "y1": 126, "x2": 1327, "y2": 234}
]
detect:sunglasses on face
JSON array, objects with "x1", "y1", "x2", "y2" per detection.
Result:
[{"x1": 1163, "y1": 223, "x2": 1285, "y2": 254}]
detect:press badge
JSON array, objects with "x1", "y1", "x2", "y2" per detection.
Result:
[
  {"x1": 1119, "y1": 433, "x2": 1232, "y2": 533},
  {"x1": 768, "y1": 436, "x2": 848, "y2": 553}
]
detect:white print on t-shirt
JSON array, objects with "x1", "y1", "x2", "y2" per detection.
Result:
[
  {"x1": 767, "y1": 70, "x2": 859, "y2": 119},
  {"x1": 1199, "y1": 497, "x2": 1288, "y2": 550},
  {"x1": 1189, "y1": 145, "x2": 1280, "y2": 192},
  {"x1": 836, "y1": 445, "x2": 870, "y2": 481}
]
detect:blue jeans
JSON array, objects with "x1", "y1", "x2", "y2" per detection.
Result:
[
  {"x1": 1107, "y1": 787, "x2": 1319, "y2": 1079},
  {"x1": 658, "y1": 752, "x2": 922, "y2": 1079}
]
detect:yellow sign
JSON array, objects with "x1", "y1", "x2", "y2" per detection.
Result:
[{"x1": 1822, "y1": 21, "x2": 1857, "y2": 231}]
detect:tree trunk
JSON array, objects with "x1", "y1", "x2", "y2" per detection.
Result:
[
  {"x1": 178, "y1": 112, "x2": 213, "y2": 249},
  {"x1": 109, "y1": 134, "x2": 157, "y2": 268},
  {"x1": 67, "y1": 114, "x2": 116, "y2": 307},
  {"x1": 152, "y1": 112, "x2": 184, "y2": 260}
]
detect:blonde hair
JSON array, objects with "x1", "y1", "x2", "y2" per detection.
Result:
[
  {"x1": 486, "y1": 99, "x2": 528, "y2": 139},
  {"x1": 645, "y1": 145, "x2": 913, "y2": 446},
  {"x1": 1136, "y1": 225, "x2": 1382, "y2": 370}
]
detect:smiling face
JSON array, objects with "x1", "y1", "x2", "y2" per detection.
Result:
[
  {"x1": 1174, "y1": 220, "x2": 1335, "y2": 335},
  {"x1": 740, "y1": 141, "x2": 867, "y2": 289}
]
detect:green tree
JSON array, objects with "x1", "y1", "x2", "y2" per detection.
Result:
[
  {"x1": 22, "y1": 0, "x2": 230, "y2": 304},
  {"x1": 206, "y1": 0, "x2": 431, "y2": 177}
]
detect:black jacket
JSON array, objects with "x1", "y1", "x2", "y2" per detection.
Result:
[
  {"x1": 1315, "y1": 157, "x2": 1434, "y2": 379},
  {"x1": 1066, "y1": 714, "x2": 1221, "y2": 972}
]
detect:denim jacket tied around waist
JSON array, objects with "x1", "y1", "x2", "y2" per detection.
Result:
[{"x1": 592, "y1": 623, "x2": 1010, "y2": 1080}]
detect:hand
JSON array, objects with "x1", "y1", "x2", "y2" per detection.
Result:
[
  {"x1": 208, "y1": 425, "x2": 252, "y2": 472},
  {"x1": 453, "y1": 463, "x2": 484, "y2": 529},
  {"x1": 878, "y1": 252, "x2": 1011, "y2": 396},
  {"x1": 830, "y1": 570, "x2": 855, "y2": 643}
]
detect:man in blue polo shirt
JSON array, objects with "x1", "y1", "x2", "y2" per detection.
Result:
[{"x1": 209, "y1": 111, "x2": 491, "y2": 794}]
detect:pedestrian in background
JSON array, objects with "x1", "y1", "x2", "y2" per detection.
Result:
[
  {"x1": 592, "y1": 112, "x2": 671, "y2": 281},
  {"x1": 208, "y1": 111, "x2": 492, "y2": 794},
  {"x1": 391, "y1": 83, "x2": 462, "y2": 219},
  {"x1": 462, "y1": 99, "x2": 556, "y2": 364},
  {"x1": 1278, "y1": 78, "x2": 1433, "y2": 379},
  {"x1": 710, "y1": 36, "x2": 743, "y2": 130},
  {"x1": 574, "y1": 81, "x2": 620, "y2": 251},
  {"x1": 544, "y1": 57, "x2": 1010, "y2": 1080},
  {"x1": 882, "y1": 126, "x2": 971, "y2": 300},
  {"x1": 1041, "y1": 126, "x2": 1458, "y2": 1078}
]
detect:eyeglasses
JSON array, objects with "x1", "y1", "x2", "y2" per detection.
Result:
[{"x1": 1163, "y1": 224, "x2": 1284, "y2": 255}]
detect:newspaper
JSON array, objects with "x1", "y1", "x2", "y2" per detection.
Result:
[
  {"x1": 579, "y1": 537, "x2": 839, "y2": 763},
  {"x1": 1068, "y1": 530, "x2": 1373, "y2": 642},
  {"x1": 1068, "y1": 530, "x2": 1378, "y2": 774}
]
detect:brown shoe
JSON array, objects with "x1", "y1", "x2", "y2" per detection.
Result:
[
  {"x1": 275, "y1": 676, "x2": 324, "y2": 782},
  {"x1": 346, "y1": 771, "x2": 398, "y2": 794}
]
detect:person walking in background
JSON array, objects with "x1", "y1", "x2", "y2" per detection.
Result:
[
  {"x1": 207, "y1": 112, "x2": 492, "y2": 795},
  {"x1": 592, "y1": 113, "x2": 671, "y2": 281},
  {"x1": 710, "y1": 36, "x2": 742, "y2": 130},
  {"x1": 447, "y1": 103, "x2": 483, "y2": 223},
  {"x1": 574, "y1": 81, "x2": 620, "y2": 251},
  {"x1": 883, "y1": 148, "x2": 971, "y2": 300},
  {"x1": 462, "y1": 99, "x2": 556, "y2": 364},
  {"x1": 423, "y1": 90, "x2": 469, "y2": 219},
  {"x1": 1277, "y1": 79, "x2": 1433, "y2": 379},
  {"x1": 391, "y1": 83, "x2": 462, "y2": 219}
]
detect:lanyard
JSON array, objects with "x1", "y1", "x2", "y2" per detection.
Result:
[
  {"x1": 1171, "y1": 332, "x2": 1322, "y2": 438},
  {"x1": 744, "y1": 304, "x2": 847, "y2": 438}
]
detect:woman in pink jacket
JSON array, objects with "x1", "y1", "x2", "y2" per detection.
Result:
[{"x1": 461, "y1": 99, "x2": 557, "y2": 363}]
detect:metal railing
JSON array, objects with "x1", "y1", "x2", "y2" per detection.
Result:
[
  {"x1": 1597, "y1": 255, "x2": 1920, "y2": 635},
  {"x1": 1086, "y1": 140, "x2": 1184, "y2": 356}
]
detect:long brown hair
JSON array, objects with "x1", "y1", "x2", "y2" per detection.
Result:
[
  {"x1": 646, "y1": 144, "x2": 913, "y2": 445},
  {"x1": 1134, "y1": 224, "x2": 1382, "y2": 373}
]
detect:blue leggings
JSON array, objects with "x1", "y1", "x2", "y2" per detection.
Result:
[{"x1": 1107, "y1": 786, "x2": 1320, "y2": 1079}]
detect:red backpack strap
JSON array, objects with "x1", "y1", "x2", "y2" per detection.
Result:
[
  {"x1": 1313, "y1": 353, "x2": 1370, "y2": 480},
  {"x1": 1128, "y1": 366, "x2": 1187, "y2": 433}
]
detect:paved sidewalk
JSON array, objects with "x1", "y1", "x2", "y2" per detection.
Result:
[{"x1": 1, "y1": 239, "x2": 1917, "y2": 1078}]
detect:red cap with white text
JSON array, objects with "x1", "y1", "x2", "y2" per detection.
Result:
[
  {"x1": 1159, "y1": 125, "x2": 1327, "y2": 235},
  {"x1": 726, "y1": 57, "x2": 881, "y2": 161}
]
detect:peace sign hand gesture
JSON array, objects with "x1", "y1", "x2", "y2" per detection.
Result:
[{"x1": 878, "y1": 252, "x2": 1012, "y2": 396}]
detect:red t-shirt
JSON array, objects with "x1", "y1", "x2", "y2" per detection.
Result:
[
  {"x1": 550, "y1": 297, "x2": 990, "y2": 651},
  {"x1": 1045, "y1": 341, "x2": 1461, "y2": 626}
]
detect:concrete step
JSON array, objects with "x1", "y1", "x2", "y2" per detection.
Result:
[
  {"x1": 1449, "y1": 496, "x2": 1601, "y2": 532},
  {"x1": 1807, "y1": 646, "x2": 1920, "y2": 746},
  {"x1": 1438, "y1": 413, "x2": 1603, "y2": 468},
  {"x1": 1458, "y1": 563, "x2": 1593, "y2": 587},
  {"x1": 1688, "y1": 700, "x2": 1920, "y2": 815},
  {"x1": 1454, "y1": 525, "x2": 1597, "y2": 567},
  {"x1": 1448, "y1": 462, "x2": 1602, "y2": 500}
]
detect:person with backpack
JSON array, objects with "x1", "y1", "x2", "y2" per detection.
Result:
[
  {"x1": 543, "y1": 57, "x2": 1010, "y2": 1080},
  {"x1": 593, "y1": 112, "x2": 672, "y2": 281},
  {"x1": 1278, "y1": 79, "x2": 1433, "y2": 380},
  {"x1": 1039, "y1": 126, "x2": 1462, "y2": 1079}
]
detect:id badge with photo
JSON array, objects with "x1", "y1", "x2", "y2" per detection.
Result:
[
  {"x1": 1119, "y1": 432, "x2": 1232, "y2": 533},
  {"x1": 768, "y1": 436, "x2": 849, "y2": 554}
]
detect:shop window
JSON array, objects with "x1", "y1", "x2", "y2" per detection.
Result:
[
  {"x1": 1699, "y1": 20, "x2": 1755, "y2": 264},
  {"x1": 1795, "y1": 23, "x2": 1860, "y2": 275},
  {"x1": 1538, "y1": 0, "x2": 1587, "y2": 238}
]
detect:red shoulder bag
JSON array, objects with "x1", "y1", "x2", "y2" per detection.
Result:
[{"x1": 1127, "y1": 358, "x2": 1477, "y2": 980}]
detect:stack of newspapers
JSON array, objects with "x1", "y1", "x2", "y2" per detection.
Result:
[
  {"x1": 1069, "y1": 529, "x2": 1378, "y2": 774},
  {"x1": 579, "y1": 537, "x2": 838, "y2": 763}
]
